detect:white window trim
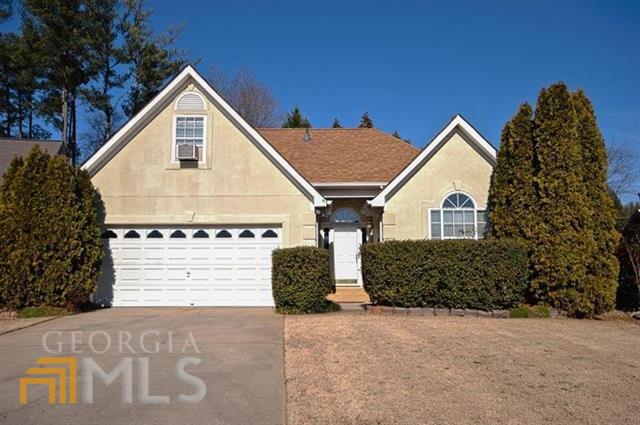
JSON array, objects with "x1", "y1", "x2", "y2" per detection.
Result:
[
  {"x1": 428, "y1": 191, "x2": 481, "y2": 240},
  {"x1": 171, "y1": 114, "x2": 207, "y2": 165}
]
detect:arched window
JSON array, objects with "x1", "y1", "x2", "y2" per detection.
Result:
[
  {"x1": 215, "y1": 229, "x2": 232, "y2": 238},
  {"x1": 124, "y1": 230, "x2": 140, "y2": 239},
  {"x1": 175, "y1": 92, "x2": 205, "y2": 111},
  {"x1": 147, "y1": 230, "x2": 164, "y2": 239},
  {"x1": 239, "y1": 230, "x2": 255, "y2": 238},
  {"x1": 170, "y1": 229, "x2": 187, "y2": 238},
  {"x1": 261, "y1": 229, "x2": 278, "y2": 238},
  {"x1": 101, "y1": 230, "x2": 117, "y2": 239},
  {"x1": 429, "y1": 192, "x2": 486, "y2": 240},
  {"x1": 193, "y1": 229, "x2": 209, "y2": 238},
  {"x1": 331, "y1": 208, "x2": 360, "y2": 224}
]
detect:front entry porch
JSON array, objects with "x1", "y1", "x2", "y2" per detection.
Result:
[{"x1": 317, "y1": 197, "x2": 382, "y2": 288}]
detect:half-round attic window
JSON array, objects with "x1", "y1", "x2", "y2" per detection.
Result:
[{"x1": 176, "y1": 91, "x2": 205, "y2": 111}]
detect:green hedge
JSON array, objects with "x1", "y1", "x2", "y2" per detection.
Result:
[
  {"x1": 361, "y1": 239, "x2": 528, "y2": 311},
  {"x1": 272, "y1": 246, "x2": 336, "y2": 314},
  {"x1": 0, "y1": 147, "x2": 103, "y2": 310}
]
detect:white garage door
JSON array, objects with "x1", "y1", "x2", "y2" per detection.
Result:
[{"x1": 95, "y1": 226, "x2": 281, "y2": 307}]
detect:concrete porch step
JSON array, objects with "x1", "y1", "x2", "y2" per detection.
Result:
[{"x1": 328, "y1": 287, "x2": 370, "y2": 304}]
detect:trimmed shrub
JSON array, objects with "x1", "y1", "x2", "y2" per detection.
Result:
[
  {"x1": 272, "y1": 246, "x2": 336, "y2": 314},
  {"x1": 361, "y1": 239, "x2": 528, "y2": 311},
  {"x1": 0, "y1": 147, "x2": 103, "y2": 310}
]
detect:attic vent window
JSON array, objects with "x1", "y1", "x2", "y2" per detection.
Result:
[{"x1": 176, "y1": 92, "x2": 205, "y2": 111}]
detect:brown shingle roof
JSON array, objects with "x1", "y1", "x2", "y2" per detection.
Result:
[
  {"x1": 258, "y1": 128, "x2": 419, "y2": 183},
  {"x1": 0, "y1": 138, "x2": 63, "y2": 178}
]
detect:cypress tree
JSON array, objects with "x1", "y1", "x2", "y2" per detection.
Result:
[
  {"x1": 529, "y1": 83, "x2": 595, "y2": 314},
  {"x1": 487, "y1": 103, "x2": 535, "y2": 240},
  {"x1": 0, "y1": 146, "x2": 102, "y2": 309},
  {"x1": 572, "y1": 90, "x2": 619, "y2": 313}
]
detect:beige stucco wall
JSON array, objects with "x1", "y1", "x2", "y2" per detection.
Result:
[
  {"x1": 382, "y1": 130, "x2": 493, "y2": 240},
  {"x1": 91, "y1": 80, "x2": 316, "y2": 247}
]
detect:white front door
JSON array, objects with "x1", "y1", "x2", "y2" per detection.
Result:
[{"x1": 333, "y1": 226, "x2": 360, "y2": 283}]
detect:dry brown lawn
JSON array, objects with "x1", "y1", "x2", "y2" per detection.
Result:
[{"x1": 284, "y1": 313, "x2": 640, "y2": 425}]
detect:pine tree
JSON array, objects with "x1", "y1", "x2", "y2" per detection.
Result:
[
  {"x1": 121, "y1": 0, "x2": 188, "y2": 117},
  {"x1": 529, "y1": 83, "x2": 595, "y2": 314},
  {"x1": 572, "y1": 90, "x2": 619, "y2": 313},
  {"x1": 332, "y1": 118, "x2": 341, "y2": 128},
  {"x1": 487, "y1": 103, "x2": 535, "y2": 240},
  {"x1": 281, "y1": 106, "x2": 311, "y2": 128},
  {"x1": 82, "y1": 0, "x2": 129, "y2": 150},
  {"x1": 358, "y1": 112, "x2": 373, "y2": 128},
  {"x1": 22, "y1": 0, "x2": 96, "y2": 163}
]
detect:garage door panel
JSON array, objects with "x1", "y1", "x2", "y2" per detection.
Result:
[{"x1": 97, "y1": 226, "x2": 281, "y2": 306}]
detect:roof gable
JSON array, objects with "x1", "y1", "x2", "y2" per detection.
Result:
[
  {"x1": 370, "y1": 115, "x2": 496, "y2": 207},
  {"x1": 258, "y1": 128, "x2": 419, "y2": 183},
  {"x1": 82, "y1": 65, "x2": 326, "y2": 207}
]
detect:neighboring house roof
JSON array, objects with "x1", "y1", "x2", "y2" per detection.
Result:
[
  {"x1": 258, "y1": 128, "x2": 420, "y2": 183},
  {"x1": 0, "y1": 138, "x2": 63, "y2": 178},
  {"x1": 370, "y1": 114, "x2": 497, "y2": 207},
  {"x1": 81, "y1": 65, "x2": 326, "y2": 207}
]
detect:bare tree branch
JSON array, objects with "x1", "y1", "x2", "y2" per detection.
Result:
[
  {"x1": 607, "y1": 144, "x2": 640, "y2": 197},
  {"x1": 207, "y1": 66, "x2": 279, "y2": 128}
]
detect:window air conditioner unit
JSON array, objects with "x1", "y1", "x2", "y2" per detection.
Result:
[{"x1": 176, "y1": 143, "x2": 197, "y2": 161}]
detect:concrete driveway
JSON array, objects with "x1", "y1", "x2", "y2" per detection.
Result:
[{"x1": 0, "y1": 308, "x2": 285, "y2": 425}]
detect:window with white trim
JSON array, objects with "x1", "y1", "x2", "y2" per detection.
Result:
[
  {"x1": 173, "y1": 91, "x2": 207, "y2": 164},
  {"x1": 429, "y1": 192, "x2": 485, "y2": 239},
  {"x1": 174, "y1": 116, "x2": 205, "y2": 160}
]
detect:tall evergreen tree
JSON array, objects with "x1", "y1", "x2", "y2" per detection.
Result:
[
  {"x1": 0, "y1": 33, "x2": 17, "y2": 136},
  {"x1": 0, "y1": 146, "x2": 102, "y2": 308},
  {"x1": 82, "y1": 0, "x2": 129, "y2": 149},
  {"x1": 281, "y1": 106, "x2": 310, "y2": 128},
  {"x1": 0, "y1": 32, "x2": 49, "y2": 139},
  {"x1": 332, "y1": 118, "x2": 341, "y2": 128},
  {"x1": 358, "y1": 112, "x2": 373, "y2": 128},
  {"x1": 572, "y1": 90, "x2": 619, "y2": 313},
  {"x1": 121, "y1": 0, "x2": 187, "y2": 117},
  {"x1": 487, "y1": 103, "x2": 535, "y2": 240},
  {"x1": 529, "y1": 83, "x2": 595, "y2": 314},
  {"x1": 22, "y1": 0, "x2": 96, "y2": 163}
]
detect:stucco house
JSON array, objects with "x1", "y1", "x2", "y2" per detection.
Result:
[{"x1": 83, "y1": 65, "x2": 496, "y2": 307}]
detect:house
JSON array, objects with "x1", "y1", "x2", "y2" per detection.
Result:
[
  {"x1": 83, "y1": 65, "x2": 496, "y2": 307},
  {"x1": 0, "y1": 138, "x2": 63, "y2": 178}
]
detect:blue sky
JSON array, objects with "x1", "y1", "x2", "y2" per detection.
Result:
[
  {"x1": 3, "y1": 1, "x2": 639, "y2": 167},
  {"x1": 149, "y1": 0, "x2": 639, "y2": 152}
]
